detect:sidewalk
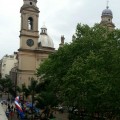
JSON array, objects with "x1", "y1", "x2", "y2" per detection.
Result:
[
  {"x1": 1, "y1": 103, "x2": 18, "y2": 120},
  {"x1": 0, "y1": 103, "x2": 8, "y2": 120}
]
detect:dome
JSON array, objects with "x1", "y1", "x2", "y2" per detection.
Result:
[
  {"x1": 38, "y1": 25, "x2": 54, "y2": 48},
  {"x1": 24, "y1": 0, "x2": 37, "y2": 3},
  {"x1": 102, "y1": 6, "x2": 113, "y2": 17},
  {"x1": 38, "y1": 35, "x2": 54, "y2": 48}
]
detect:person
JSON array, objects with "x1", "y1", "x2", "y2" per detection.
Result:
[
  {"x1": 44, "y1": 106, "x2": 50, "y2": 118},
  {"x1": 5, "y1": 108, "x2": 10, "y2": 118},
  {"x1": 13, "y1": 107, "x2": 16, "y2": 112},
  {"x1": 8, "y1": 104, "x2": 10, "y2": 111},
  {"x1": 11, "y1": 105, "x2": 14, "y2": 111},
  {"x1": 17, "y1": 111, "x2": 19, "y2": 118},
  {"x1": 10, "y1": 109, "x2": 14, "y2": 120}
]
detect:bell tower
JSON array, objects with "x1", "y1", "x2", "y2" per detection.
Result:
[
  {"x1": 17, "y1": 0, "x2": 40, "y2": 87},
  {"x1": 20, "y1": 0, "x2": 39, "y2": 49},
  {"x1": 100, "y1": 2, "x2": 115, "y2": 30}
]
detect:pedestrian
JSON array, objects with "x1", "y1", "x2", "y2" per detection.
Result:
[
  {"x1": 17, "y1": 111, "x2": 19, "y2": 118},
  {"x1": 8, "y1": 104, "x2": 11, "y2": 111},
  {"x1": 13, "y1": 107, "x2": 16, "y2": 112},
  {"x1": 5, "y1": 108, "x2": 10, "y2": 118},
  {"x1": 11, "y1": 105, "x2": 14, "y2": 111},
  {"x1": 10, "y1": 109, "x2": 14, "y2": 120}
]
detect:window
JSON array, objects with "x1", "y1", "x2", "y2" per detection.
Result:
[
  {"x1": 30, "y1": 2, "x2": 32, "y2": 5},
  {"x1": 28, "y1": 17, "x2": 33, "y2": 30},
  {"x1": 38, "y1": 42, "x2": 41, "y2": 47}
]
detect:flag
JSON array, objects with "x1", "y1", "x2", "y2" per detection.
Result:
[{"x1": 14, "y1": 96, "x2": 25, "y2": 119}]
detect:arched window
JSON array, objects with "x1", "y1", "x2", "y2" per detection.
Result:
[
  {"x1": 38, "y1": 42, "x2": 41, "y2": 48},
  {"x1": 28, "y1": 17, "x2": 33, "y2": 30},
  {"x1": 108, "y1": 18, "x2": 111, "y2": 22},
  {"x1": 30, "y1": 2, "x2": 32, "y2": 5}
]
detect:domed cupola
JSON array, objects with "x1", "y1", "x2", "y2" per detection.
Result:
[
  {"x1": 100, "y1": 4, "x2": 115, "y2": 29},
  {"x1": 38, "y1": 25, "x2": 54, "y2": 48},
  {"x1": 102, "y1": 6, "x2": 113, "y2": 18}
]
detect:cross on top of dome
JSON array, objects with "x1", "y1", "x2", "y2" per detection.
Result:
[
  {"x1": 102, "y1": 1, "x2": 113, "y2": 17},
  {"x1": 106, "y1": 0, "x2": 109, "y2": 9}
]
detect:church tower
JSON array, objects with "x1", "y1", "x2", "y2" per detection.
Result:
[
  {"x1": 20, "y1": 0, "x2": 39, "y2": 49},
  {"x1": 17, "y1": 0, "x2": 55, "y2": 87},
  {"x1": 100, "y1": 4, "x2": 115, "y2": 29},
  {"x1": 17, "y1": 0, "x2": 39, "y2": 86}
]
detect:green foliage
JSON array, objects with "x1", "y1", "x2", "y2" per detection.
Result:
[
  {"x1": 36, "y1": 91, "x2": 58, "y2": 109},
  {"x1": 0, "y1": 75, "x2": 16, "y2": 99},
  {"x1": 0, "y1": 75, "x2": 14, "y2": 92},
  {"x1": 37, "y1": 23, "x2": 120, "y2": 119}
]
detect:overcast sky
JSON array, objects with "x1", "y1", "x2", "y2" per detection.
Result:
[{"x1": 0, "y1": 0, "x2": 120, "y2": 59}]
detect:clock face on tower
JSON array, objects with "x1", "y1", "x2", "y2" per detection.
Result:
[{"x1": 26, "y1": 39, "x2": 34, "y2": 47}]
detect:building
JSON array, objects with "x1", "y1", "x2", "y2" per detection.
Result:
[
  {"x1": 0, "y1": 54, "x2": 17, "y2": 78},
  {"x1": 10, "y1": 52, "x2": 18, "y2": 89},
  {"x1": 0, "y1": 60, "x2": 2, "y2": 78},
  {"x1": 100, "y1": 5, "x2": 115, "y2": 29},
  {"x1": 17, "y1": 0, "x2": 56, "y2": 87}
]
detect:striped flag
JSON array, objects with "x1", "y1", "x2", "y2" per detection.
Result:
[{"x1": 14, "y1": 96, "x2": 25, "y2": 119}]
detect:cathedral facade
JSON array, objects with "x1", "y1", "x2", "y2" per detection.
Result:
[{"x1": 17, "y1": 0, "x2": 56, "y2": 87}]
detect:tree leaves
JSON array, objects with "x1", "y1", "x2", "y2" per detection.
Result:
[{"x1": 37, "y1": 24, "x2": 120, "y2": 119}]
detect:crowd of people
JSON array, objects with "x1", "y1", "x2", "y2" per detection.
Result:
[
  {"x1": 6, "y1": 104, "x2": 15, "y2": 118},
  {"x1": 1, "y1": 101, "x2": 15, "y2": 120},
  {"x1": 1, "y1": 98, "x2": 57, "y2": 120}
]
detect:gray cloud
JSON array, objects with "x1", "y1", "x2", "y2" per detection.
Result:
[{"x1": 0, "y1": 0, "x2": 120, "y2": 58}]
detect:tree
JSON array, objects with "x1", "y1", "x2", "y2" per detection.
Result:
[
  {"x1": 0, "y1": 75, "x2": 15, "y2": 100},
  {"x1": 35, "y1": 80, "x2": 58, "y2": 109},
  {"x1": 37, "y1": 24, "x2": 120, "y2": 119},
  {"x1": 23, "y1": 78, "x2": 38, "y2": 120}
]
